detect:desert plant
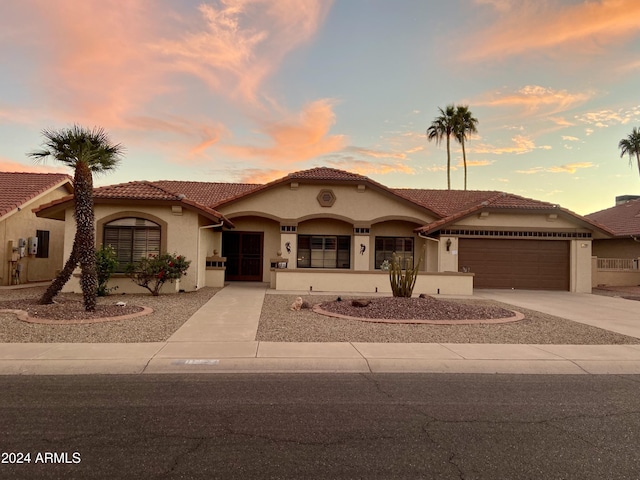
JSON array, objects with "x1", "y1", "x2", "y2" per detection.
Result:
[
  {"x1": 126, "y1": 253, "x2": 191, "y2": 296},
  {"x1": 389, "y1": 253, "x2": 422, "y2": 298},
  {"x1": 96, "y1": 245, "x2": 118, "y2": 296}
]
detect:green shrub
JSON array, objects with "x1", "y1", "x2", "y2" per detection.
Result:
[
  {"x1": 96, "y1": 245, "x2": 118, "y2": 296},
  {"x1": 126, "y1": 253, "x2": 191, "y2": 296}
]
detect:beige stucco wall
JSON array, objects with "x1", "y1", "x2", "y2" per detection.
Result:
[
  {"x1": 570, "y1": 239, "x2": 592, "y2": 293},
  {"x1": 592, "y1": 238, "x2": 640, "y2": 258},
  {"x1": 219, "y1": 183, "x2": 435, "y2": 225},
  {"x1": 0, "y1": 185, "x2": 69, "y2": 286},
  {"x1": 61, "y1": 203, "x2": 219, "y2": 293},
  {"x1": 454, "y1": 212, "x2": 581, "y2": 230},
  {"x1": 271, "y1": 269, "x2": 473, "y2": 295}
]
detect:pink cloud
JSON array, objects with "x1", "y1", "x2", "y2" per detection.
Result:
[
  {"x1": 462, "y1": 0, "x2": 640, "y2": 61},
  {"x1": 325, "y1": 159, "x2": 415, "y2": 175},
  {"x1": 237, "y1": 168, "x2": 291, "y2": 184},
  {"x1": 0, "y1": 158, "x2": 67, "y2": 174},
  {"x1": 222, "y1": 99, "x2": 346, "y2": 164},
  {"x1": 153, "y1": 0, "x2": 332, "y2": 104},
  {"x1": 475, "y1": 85, "x2": 594, "y2": 116},
  {"x1": 3, "y1": 1, "x2": 333, "y2": 165}
]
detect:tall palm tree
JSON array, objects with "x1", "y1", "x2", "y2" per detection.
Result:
[
  {"x1": 619, "y1": 127, "x2": 640, "y2": 178},
  {"x1": 427, "y1": 104, "x2": 457, "y2": 189},
  {"x1": 29, "y1": 125, "x2": 123, "y2": 311},
  {"x1": 454, "y1": 105, "x2": 479, "y2": 191}
]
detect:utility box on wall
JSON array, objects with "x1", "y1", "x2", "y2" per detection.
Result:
[{"x1": 28, "y1": 236, "x2": 38, "y2": 255}]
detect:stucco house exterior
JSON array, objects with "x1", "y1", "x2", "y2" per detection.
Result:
[
  {"x1": 0, "y1": 172, "x2": 73, "y2": 286},
  {"x1": 586, "y1": 196, "x2": 640, "y2": 286},
  {"x1": 35, "y1": 167, "x2": 610, "y2": 294}
]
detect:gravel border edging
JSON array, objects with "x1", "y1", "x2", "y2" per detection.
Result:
[
  {"x1": 1, "y1": 306, "x2": 154, "y2": 325},
  {"x1": 312, "y1": 304, "x2": 525, "y2": 325}
]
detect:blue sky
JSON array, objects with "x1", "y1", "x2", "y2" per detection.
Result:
[{"x1": 1, "y1": 0, "x2": 640, "y2": 214}]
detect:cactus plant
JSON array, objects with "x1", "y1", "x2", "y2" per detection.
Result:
[{"x1": 389, "y1": 253, "x2": 422, "y2": 297}]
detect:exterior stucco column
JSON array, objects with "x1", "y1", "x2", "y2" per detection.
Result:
[
  {"x1": 280, "y1": 231, "x2": 297, "y2": 269},
  {"x1": 354, "y1": 234, "x2": 370, "y2": 270}
]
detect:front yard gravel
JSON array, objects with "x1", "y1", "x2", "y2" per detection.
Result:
[
  {"x1": 257, "y1": 294, "x2": 640, "y2": 344},
  {"x1": 0, "y1": 286, "x2": 220, "y2": 343}
]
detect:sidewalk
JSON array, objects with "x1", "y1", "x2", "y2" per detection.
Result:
[{"x1": 2, "y1": 283, "x2": 640, "y2": 375}]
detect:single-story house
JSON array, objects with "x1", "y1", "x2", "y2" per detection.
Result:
[
  {"x1": 35, "y1": 167, "x2": 611, "y2": 294},
  {"x1": 586, "y1": 195, "x2": 640, "y2": 286},
  {"x1": 0, "y1": 172, "x2": 73, "y2": 286}
]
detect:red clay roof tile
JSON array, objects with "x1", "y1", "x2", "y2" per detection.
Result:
[
  {"x1": 0, "y1": 172, "x2": 72, "y2": 218},
  {"x1": 586, "y1": 199, "x2": 640, "y2": 236}
]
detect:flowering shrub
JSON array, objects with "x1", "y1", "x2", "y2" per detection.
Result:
[
  {"x1": 96, "y1": 245, "x2": 118, "y2": 296},
  {"x1": 126, "y1": 253, "x2": 191, "y2": 296}
]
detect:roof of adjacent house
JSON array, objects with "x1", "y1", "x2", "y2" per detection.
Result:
[
  {"x1": 0, "y1": 172, "x2": 72, "y2": 219},
  {"x1": 586, "y1": 199, "x2": 640, "y2": 237},
  {"x1": 32, "y1": 167, "x2": 612, "y2": 235},
  {"x1": 34, "y1": 180, "x2": 234, "y2": 227}
]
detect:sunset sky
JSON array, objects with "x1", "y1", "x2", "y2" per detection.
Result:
[{"x1": 1, "y1": 0, "x2": 639, "y2": 215}]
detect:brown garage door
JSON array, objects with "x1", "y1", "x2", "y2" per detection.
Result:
[{"x1": 458, "y1": 239, "x2": 569, "y2": 290}]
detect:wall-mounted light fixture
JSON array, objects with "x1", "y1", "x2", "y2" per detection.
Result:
[{"x1": 446, "y1": 238, "x2": 452, "y2": 251}]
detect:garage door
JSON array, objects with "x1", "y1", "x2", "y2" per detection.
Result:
[{"x1": 458, "y1": 239, "x2": 570, "y2": 290}]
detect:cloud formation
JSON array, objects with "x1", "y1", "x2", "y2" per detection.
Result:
[
  {"x1": 517, "y1": 162, "x2": 595, "y2": 175},
  {"x1": 476, "y1": 85, "x2": 594, "y2": 115},
  {"x1": 575, "y1": 107, "x2": 640, "y2": 128},
  {"x1": 463, "y1": 0, "x2": 640, "y2": 61},
  {"x1": 222, "y1": 99, "x2": 346, "y2": 164},
  {"x1": 472, "y1": 135, "x2": 551, "y2": 155}
]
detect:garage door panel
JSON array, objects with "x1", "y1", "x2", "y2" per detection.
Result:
[{"x1": 458, "y1": 239, "x2": 569, "y2": 290}]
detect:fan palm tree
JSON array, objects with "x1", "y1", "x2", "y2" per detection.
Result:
[
  {"x1": 427, "y1": 104, "x2": 456, "y2": 189},
  {"x1": 29, "y1": 125, "x2": 123, "y2": 311},
  {"x1": 454, "y1": 105, "x2": 479, "y2": 191},
  {"x1": 619, "y1": 127, "x2": 640, "y2": 178}
]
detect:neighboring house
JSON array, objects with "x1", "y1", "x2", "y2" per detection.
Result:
[
  {"x1": 34, "y1": 167, "x2": 611, "y2": 294},
  {"x1": 586, "y1": 196, "x2": 640, "y2": 286},
  {"x1": 0, "y1": 172, "x2": 73, "y2": 286}
]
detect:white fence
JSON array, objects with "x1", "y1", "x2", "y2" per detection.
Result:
[{"x1": 597, "y1": 258, "x2": 639, "y2": 271}]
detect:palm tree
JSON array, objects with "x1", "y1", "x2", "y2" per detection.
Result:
[
  {"x1": 427, "y1": 104, "x2": 457, "y2": 189},
  {"x1": 454, "y1": 105, "x2": 479, "y2": 191},
  {"x1": 29, "y1": 125, "x2": 123, "y2": 311},
  {"x1": 619, "y1": 127, "x2": 640, "y2": 177}
]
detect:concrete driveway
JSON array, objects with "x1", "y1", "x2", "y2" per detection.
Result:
[{"x1": 475, "y1": 289, "x2": 640, "y2": 339}]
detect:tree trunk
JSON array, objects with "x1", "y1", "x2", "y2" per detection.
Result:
[
  {"x1": 73, "y1": 162, "x2": 98, "y2": 312},
  {"x1": 446, "y1": 133, "x2": 451, "y2": 190},
  {"x1": 462, "y1": 139, "x2": 468, "y2": 191},
  {"x1": 39, "y1": 241, "x2": 79, "y2": 304}
]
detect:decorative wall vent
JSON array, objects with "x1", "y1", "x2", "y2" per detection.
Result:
[{"x1": 317, "y1": 189, "x2": 336, "y2": 207}]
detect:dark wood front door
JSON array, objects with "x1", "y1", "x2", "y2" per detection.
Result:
[{"x1": 222, "y1": 232, "x2": 263, "y2": 281}]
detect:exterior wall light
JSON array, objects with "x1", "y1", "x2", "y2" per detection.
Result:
[{"x1": 446, "y1": 238, "x2": 452, "y2": 251}]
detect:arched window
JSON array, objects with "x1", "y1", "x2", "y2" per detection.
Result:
[{"x1": 104, "y1": 218, "x2": 161, "y2": 271}]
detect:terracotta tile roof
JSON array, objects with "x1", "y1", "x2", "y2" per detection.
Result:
[
  {"x1": 93, "y1": 181, "x2": 184, "y2": 200},
  {"x1": 34, "y1": 180, "x2": 234, "y2": 227},
  {"x1": 392, "y1": 189, "x2": 502, "y2": 216},
  {"x1": 392, "y1": 189, "x2": 557, "y2": 217},
  {"x1": 0, "y1": 172, "x2": 72, "y2": 218},
  {"x1": 153, "y1": 180, "x2": 260, "y2": 207},
  {"x1": 586, "y1": 199, "x2": 640, "y2": 237},
  {"x1": 287, "y1": 167, "x2": 369, "y2": 182}
]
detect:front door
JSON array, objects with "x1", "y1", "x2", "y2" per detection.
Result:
[{"x1": 222, "y1": 231, "x2": 263, "y2": 281}]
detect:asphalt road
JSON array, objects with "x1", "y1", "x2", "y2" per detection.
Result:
[{"x1": 1, "y1": 374, "x2": 639, "y2": 479}]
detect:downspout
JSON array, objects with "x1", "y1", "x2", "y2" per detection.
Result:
[{"x1": 196, "y1": 221, "x2": 224, "y2": 289}]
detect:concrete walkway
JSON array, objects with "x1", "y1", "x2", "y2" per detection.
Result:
[{"x1": 2, "y1": 284, "x2": 640, "y2": 375}]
